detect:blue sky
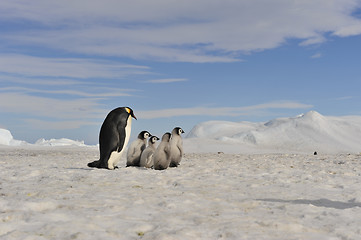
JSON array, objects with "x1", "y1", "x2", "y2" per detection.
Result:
[{"x1": 1, "y1": 0, "x2": 361, "y2": 144}]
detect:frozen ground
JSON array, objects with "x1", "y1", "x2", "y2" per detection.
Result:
[{"x1": 1, "y1": 146, "x2": 361, "y2": 240}]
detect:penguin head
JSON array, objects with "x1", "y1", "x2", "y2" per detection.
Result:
[
  {"x1": 172, "y1": 127, "x2": 185, "y2": 136},
  {"x1": 149, "y1": 136, "x2": 160, "y2": 144},
  {"x1": 125, "y1": 107, "x2": 137, "y2": 120},
  {"x1": 162, "y1": 132, "x2": 171, "y2": 142},
  {"x1": 138, "y1": 131, "x2": 151, "y2": 140}
]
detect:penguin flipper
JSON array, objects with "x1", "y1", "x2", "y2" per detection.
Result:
[{"x1": 117, "y1": 122, "x2": 126, "y2": 152}]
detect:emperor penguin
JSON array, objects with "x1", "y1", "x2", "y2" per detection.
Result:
[
  {"x1": 126, "y1": 130, "x2": 151, "y2": 167},
  {"x1": 169, "y1": 127, "x2": 185, "y2": 167},
  {"x1": 153, "y1": 132, "x2": 171, "y2": 170},
  {"x1": 139, "y1": 135, "x2": 160, "y2": 168},
  {"x1": 87, "y1": 107, "x2": 136, "y2": 170}
]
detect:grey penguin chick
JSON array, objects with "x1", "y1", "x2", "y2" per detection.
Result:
[
  {"x1": 126, "y1": 131, "x2": 151, "y2": 167},
  {"x1": 153, "y1": 132, "x2": 171, "y2": 170},
  {"x1": 87, "y1": 107, "x2": 136, "y2": 170},
  {"x1": 139, "y1": 135, "x2": 160, "y2": 168},
  {"x1": 169, "y1": 127, "x2": 185, "y2": 167}
]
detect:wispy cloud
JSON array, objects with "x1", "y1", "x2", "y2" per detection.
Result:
[
  {"x1": 2, "y1": 1, "x2": 361, "y2": 62},
  {"x1": 0, "y1": 86, "x2": 137, "y2": 98},
  {"x1": 311, "y1": 53, "x2": 322, "y2": 59},
  {"x1": 334, "y1": 96, "x2": 355, "y2": 101},
  {"x1": 0, "y1": 75, "x2": 84, "y2": 86},
  {"x1": 144, "y1": 78, "x2": 188, "y2": 84},
  {"x1": 137, "y1": 101, "x2": 313, "y2": 119},
  {"x1": 24, "y1": 119, "x2": 98, "y2": 130},
  {"x1": 0, "y1": 92, "x2": 104, "y2": 120},
  {"x1": 0, "y1": 54, "x2": 150, "y2": 79}
]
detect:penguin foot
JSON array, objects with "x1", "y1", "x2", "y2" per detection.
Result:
[
  {"x1": 87, "y1": 160, "x2": 100, "y2": 168},
  {"x1": 169, "y1": 163, "x2": 179, "y2": 168}
]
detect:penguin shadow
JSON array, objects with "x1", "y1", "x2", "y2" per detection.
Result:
[
  {"x1": 257, "y1": 198, "x2": 361, "y2": 210},
  {"x1": 66, "y1": 167, "x2": 96, "y2": 171},
  {"x1": 125, "y1": 165, "x2": 153, "y2": 171}
]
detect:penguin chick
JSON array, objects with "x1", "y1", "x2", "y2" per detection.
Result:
[
  {"x1": 153, "y1": 132, "x2": 171, "y2": 170},
  {"x1": 139, "y1": 135, "x2": 160, "y2": 168},
  {"x1": 126, "y1": 130, "x2": 150, "y2": 167},
  {"x1": 169, "y1": 127, "x2": 185, "y2": 167},
  {"x1": 87, "y1": 107, "x2": 136, "y2": 170}
]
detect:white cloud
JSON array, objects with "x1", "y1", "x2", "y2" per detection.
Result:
[
  {"x1": 0, "y1": 75, "x2": 84, "y2": 86},
  {"x1": 0, "y1": 54, "x2": 150, "y2": 79},
  {"x1": 311, "y1": 53, "x2": 322, "y2": 59},
  {"x1": 0, "y1": 86, "x2": 137, "y2": 98},
  {"x1": 137, "y1": 101, "x2": 314, "y2": 119},
  {"x1": 1, "y1": 0, "x2": 361, "y2": 62},
  {"x1": 24, "y1": 119, "x2": 98, "y2": 130},
  {"x1": 334, "y1": 96, "x2": 355, "y2": 100},
  {"x1": 144, "y1": 78, "x2": 188, "y2": 84},
  {"x1": 0, "y1": 92, "x2": 105, "y2": 120}
]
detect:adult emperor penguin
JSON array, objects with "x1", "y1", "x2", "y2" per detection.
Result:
[
  {"x1": 126, "y1": 130, "x2": 151, "y2": 167},
  {"x1": 139, "y1": 135, "x2": 160, "y2": 168},
  {"x1": 169, "y1": 127, "x2": 185, "y2": 167},
  {"x1": 153, "y1": 132, "x2": 171, "y2": 170},
  {"x1": 87, "y1": 107, "x2": 136, "y2": 170}
]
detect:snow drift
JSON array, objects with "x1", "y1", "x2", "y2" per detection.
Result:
[
  {"x1": 0, "y1": 128, "x2": 27, "y2": 146},
  {"x1": 34, "y1": 138, "x2": 87, "y2": 147},
  {"x1": 0, "y1": 128, "x2": 87, "y2": 147},
  {"x1": 186, "y1": 111, "x2": 361, "y2": 153},
  {"x1": 1, "y1": 111, "x2": 360, "y2": 153}
]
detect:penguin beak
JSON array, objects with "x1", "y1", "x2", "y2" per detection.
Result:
[{"x1": 132, "y1": 113, "x2": 137, "y2": 120}]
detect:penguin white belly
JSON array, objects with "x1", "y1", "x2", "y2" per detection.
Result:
[{"x1": 107, "y1": 117, "x2": 132, "y2": 169}]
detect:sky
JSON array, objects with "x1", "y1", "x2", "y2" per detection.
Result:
[{"x1": 1, "y1": 0, "x2": 361, "y2": 144}]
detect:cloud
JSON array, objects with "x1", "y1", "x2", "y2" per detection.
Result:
[
  {"x1": 24, "y1": 119, "x2": 98, "y2": 130},
  {"x1": 334, "y1": 96, "x2": 355, "y2": 101},
  {"x1": 0, "y1": 86, "x2": 137, "y2": 98},
  {"x1": 0, "y1": 75, "x2": 84, "y2": 86},
  {"x1": 0, "y1": 54, "x2": 150, "y2": 79},
  {"x1": 311, "y1": 53, "x2": 322, "y2": 59},
  {"x1": 137, "y1": 101, "x2": 314, "y2": 119},
  {"x1": 0, "y1": 92, "x2": 105, "y2": 120},
  {"x1": 1, "y1": 0, "x2": 361, "y2": 62},
  {"x1": 144, "y1": 78, "x2": 188, "y2": 84}
]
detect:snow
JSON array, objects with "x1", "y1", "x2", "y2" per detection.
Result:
[
  {"x1": 34, "y1": 138, "x2": 87, "y2": 147},
  {"x1": 0, "y1": 147, "x2": 360, "y2": 239},
  {"x1": 1, "y1": 111, "x2": 361, "y2": 239},
  {"x1": 186, "y1": 111, "x2": 361, "y2": 154},
  {"x1": 0, "y1": 129, "x2": 88, "y2": 147},
  {"x1": 0, "y1": 129, "x2": 27, "y2": 146}
]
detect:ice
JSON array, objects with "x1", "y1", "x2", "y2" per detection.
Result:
[
  {"x1": 0, "y1": 128, "x2": 27, "y2": 146},
  {"x1": 0, "y1": 129, "x2": 89, "y2": 147},
  {"x1": 186, "y1": 111, "x2": 361, "y2": 154},
  {"x1": 34, "y1": 138, "x2": 87, "y2": 147}
]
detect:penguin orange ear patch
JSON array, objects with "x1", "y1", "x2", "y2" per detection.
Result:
[{"x1": 125, "y1": 107, "x2": 131, "y2": 114}]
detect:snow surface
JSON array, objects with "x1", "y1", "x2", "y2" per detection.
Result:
[
  {"x1": 186, "y1": 111, "x2": 361, "y2": 154},
  {"x1": 1, "y1": 111, "x2": 361, "y2": 239},
  {"x1": 0, "y1": 147, "x2": 360, "y2": 239}
]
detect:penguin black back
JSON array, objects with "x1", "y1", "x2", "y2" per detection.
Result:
[{"x1": 88, "y1": 107, "x2": 136, "y2": 169}]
